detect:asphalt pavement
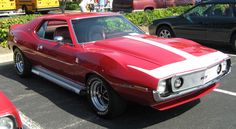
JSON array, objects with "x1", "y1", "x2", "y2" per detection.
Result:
[{"x1": 0, "y1": 45, "x2": 236, "y2": 129}]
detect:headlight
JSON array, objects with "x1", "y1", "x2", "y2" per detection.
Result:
[
  {"x1": 173, "y1": 77, "x2": 184, "y2": 89},
  {"x1": 157, "y1": 80, "x2": 167, "y2": 94},
  {"x1": 0, "y1": 116, "x2": 14, "y2": 129}
]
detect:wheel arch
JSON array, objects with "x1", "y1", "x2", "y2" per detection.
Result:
[
  {"x1": 144, "y1": 6, "x2": 154, "y2": 11},
  {"x1": 156, "y1": 23, "x2": 173, "y2": 35},
  {"x1": 12, "y1": 45, "x2": 18, "y2": 51},
  {"x1": 230, "y1": 30, "x2": 236, "y2": 44}
]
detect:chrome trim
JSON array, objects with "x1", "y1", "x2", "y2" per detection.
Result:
[
  {"x1": 153, "y1": 59, "x2": 231, "y2": 102},
  {"x1": 32, "y1": 66, "x2": 86, "y2": 95},
  {"x1": 0, "y1": 114, "x2": 18, "y2": 129}
]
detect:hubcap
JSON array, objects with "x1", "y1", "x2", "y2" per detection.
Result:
[
  {"x1": 15, "y1": 53, "x2": 24, "y2": 73},
  {"x1": 90, "y1": 79, "x2": 109, "y2": 112},
  {"x1": 159, "y1": 29, "x2": 171, "y2": 38}
]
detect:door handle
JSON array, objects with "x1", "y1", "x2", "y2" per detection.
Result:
[{"x1": 37, "y1": 44, "x2": 43, "y2": 50}]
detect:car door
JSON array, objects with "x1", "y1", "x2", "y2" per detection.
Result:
[
  {"x1": 34, "y1": 20, "x2": 80, "y2": 80},
  {"x1": 174, "y1": 3, "x2": 213, "y2": 41},
  {"x1": 206, "y1": 3, "x2": 236, "y2": 43}
]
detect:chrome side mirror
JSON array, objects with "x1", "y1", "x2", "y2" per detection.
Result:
[{"x1": 54, "y1": 36, "x2": 64, "y2": 44}]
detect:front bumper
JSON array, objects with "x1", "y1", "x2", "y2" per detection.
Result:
[
  {"x1": 152, "y1": 82, "x2": 219, "y2": 110},
  {"x1": 151, "y1": 58, "x2": 231, "y2": 110}
]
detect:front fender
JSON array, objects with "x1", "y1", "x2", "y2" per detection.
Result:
[{"x1": 80, "y1": 51, "x2": 158, "y2": 91}]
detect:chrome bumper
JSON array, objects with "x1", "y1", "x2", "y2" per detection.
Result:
[{"x1": 153, "y1": 60, "x2": 231, "y2": 102}]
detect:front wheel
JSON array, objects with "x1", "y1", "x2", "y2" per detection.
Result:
[
  {"x1": 14, "y1": 48, "x2": 31, "y2": 77},
  {"x1": 156, "y1": 26, "x2": 175, "y2": 38},
  {"x1": 87, "y1": 75, "x2": 126, "y2": 118}
]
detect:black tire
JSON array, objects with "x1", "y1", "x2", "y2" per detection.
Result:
[
  {"x1": 87, "y1": 75, "x2": 126, "y2": 118},
  {"x1": 231, "y1": 34, "x2": 236, "y2": 52},
  {"x1": 14, "y1": 48, "x2": 31, "y2": 78},
  {"x1": 156, "y1": 26, "x2": 175, "y2": 38},
  {"x1": 144, "y1": 8, "x2": 154, "y2": 12}
]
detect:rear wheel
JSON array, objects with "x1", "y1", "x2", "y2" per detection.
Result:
[
  {"x1": 231, "y1": 34, "x2": 236, "y2": 52},
  {"x1": 87, "y1": 75, "x2": 126, "y2": 118},
  {"x1": 157, "y1": 26, "x2": 175, "y2": 38},
  {"x1": 14, "y1": 48, "x2": 31, "y2": 77}
]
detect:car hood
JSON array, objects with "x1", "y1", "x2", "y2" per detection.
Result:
[
  {"x1": 0, "y1": 91, "x2": 22, "y2": 128},
  {"x1": 83, "y1": 34, "x2": 215, "y2": 65},
  {"x1": 82, "y1": 34, "x2": 228, "y2": 78},
  {"x1": 0, "y1": 91, "x2": 16, "y2": 114}
]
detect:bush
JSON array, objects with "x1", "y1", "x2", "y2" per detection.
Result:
[
  {"x1": 0, "y1": 14, "x2": 41, "y2": 48},
  {"x1": 65, "y1": 2, "x2": 81, "y2": 10},
  {"x1": 124, "y1": 6, "x2": 192, "y2": 26}
]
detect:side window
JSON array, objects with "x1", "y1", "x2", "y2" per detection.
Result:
[
  {"x1": 36, "y1": 20, "x2": 72, "y2": 44},
  {"x1": 208, "y1": 4, "x2": 234, "y2": 17},
  {"x1": 184, "y1": 4, "x2": 213, "y2": 17},
  {"x1": 37, "y1": 21, "x2": 48, "y2": 38}
]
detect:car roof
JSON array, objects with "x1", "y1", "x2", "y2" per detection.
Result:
[
  {"x1": 38, "y1": 12, "x2": 120, "y2": 21},
  {"x1": 203, "y1": 0, "x2": 236, "y2": 4}
]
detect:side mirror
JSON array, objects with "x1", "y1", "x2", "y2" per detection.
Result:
[{"x1": 54, "y1": 36, "x2": 64, "y2": 44}]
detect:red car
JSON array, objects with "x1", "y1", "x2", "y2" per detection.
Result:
[
  {"x1": 0, "y1": 91, "x2": 22, "y2": 129},
  {"x1": 113, "y1": 0, "x2": 195, "y2": 12},
  {"x1": 8, "y1": 13, "x2": 231, "y2": 118}
]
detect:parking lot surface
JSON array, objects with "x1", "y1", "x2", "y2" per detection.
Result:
[{"x1": 0, "y1": 46, "x2": 236, "y2": 129}]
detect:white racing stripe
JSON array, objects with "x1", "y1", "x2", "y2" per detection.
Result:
[
  {"x1": 19, "y1": 111, "x2": 44, "y2": 129},
  {"x1": 125, "y1": 35, "x2": 196, "y2": 59},
  {"x1": 126, "y1": 36, "x2": 229, "y2": 79},
  {"x1": 214, "y1": 89, "x2": 236, "y2": 97}
]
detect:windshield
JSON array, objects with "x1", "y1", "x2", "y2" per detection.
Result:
[{"x1": 72, "y1": 15, "x2": 144, "y2": 43}]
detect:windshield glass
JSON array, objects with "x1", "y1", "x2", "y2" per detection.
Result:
[
  {"x1": 72, "y1": 15, "x2": 144, "y2": 43},
  {"x1": 184, "y1": 4, "x2": 213, "y2": 17}
]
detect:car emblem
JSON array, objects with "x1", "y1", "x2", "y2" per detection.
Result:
[{"x1": 201, "y1": 75, "x2": 208, "y2": 80}]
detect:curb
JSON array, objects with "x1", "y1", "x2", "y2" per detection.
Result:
[{"x1": 0, "y1": 53, "x2": 13, "y2": 63}]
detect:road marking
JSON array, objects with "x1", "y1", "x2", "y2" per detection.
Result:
[
  {"x1": 214, "y1": 89, "x2": 236, "y2": 97},
  {"x1": 228, "y1": 54, "x2": 236, "y2": 57},
  {"x1": 0, "y1": 53, "x2": 13, "y2": 63},
  {"x1": 19, "y1": 111, "x2": 44, "y2": 129}
]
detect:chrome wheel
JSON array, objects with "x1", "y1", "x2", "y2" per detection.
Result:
[
  {"x1": 90, "y1": 79, "x2": 109, "y2": 112},
  {"x1": 159, "y1": 29, "x2": 171, "y2": 38},
  {"x1": 15, "y1": 52, "x2": 24, "y2": 73}
]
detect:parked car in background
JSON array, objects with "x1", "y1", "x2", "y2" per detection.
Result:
[
  {"x1": 112, "y1": 0, "x2": 195, "y2": 12},
  {"x1": 0, "y1": 0, "x2": 16, "y2": 16},
  {"x1": 149, "y1": 0, "x2": 236, "y2": 51},
  {"x1": 8, "y1": 13, "x2": 231, "y2": 118},
  {"x1": 0, "y1": 91, "x2": 22, "y2": 129},
  {"x1": 16, "y1": 0, "x2": 59, "y2": 14}
]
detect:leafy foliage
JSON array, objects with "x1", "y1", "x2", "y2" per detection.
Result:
[
  {"x1": 65, "y1": 1, "x2": 81, "y2": 10},
  {"x1": 124, "y1": 6, "x2": 192, "y2": 26},
  {"x1": 0, "y1": 15, "x2": 41, "y2": 47}
]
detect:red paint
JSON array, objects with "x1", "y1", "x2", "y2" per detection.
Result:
[
  {"x1": 113, "y1": 0, "x2": 195, "y2": 11},
  {"x1": 7, "y1": 13, "x2": 229, "y2": 112},
  {"x1": 0, "y1": 91, "x2": 22, "y2": 128},
  {"x1": 151, "y1": 83, "x2": 220, "y2": 110}
]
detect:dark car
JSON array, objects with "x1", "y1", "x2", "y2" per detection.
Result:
[
  {"x1": 149, "y1": 0, "x2": 236, "y2": 51},
  {"x1": 112, "y1": 0, "x2": 195, "y2": 12}
]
